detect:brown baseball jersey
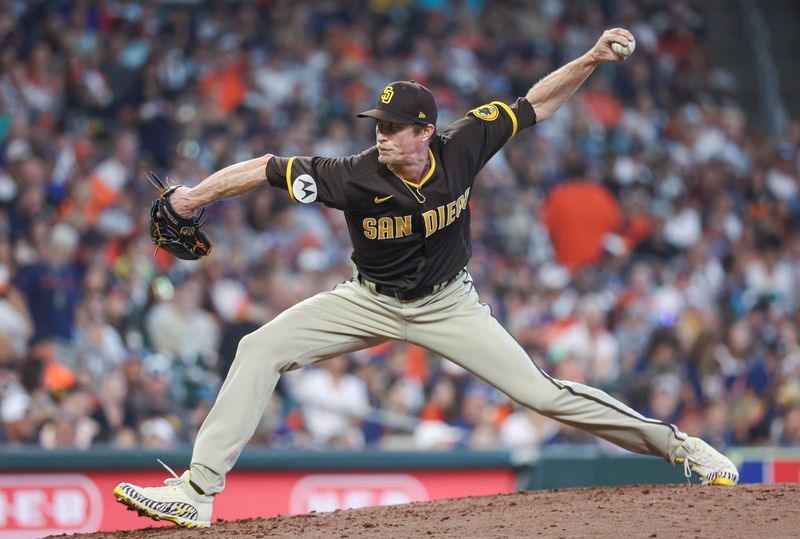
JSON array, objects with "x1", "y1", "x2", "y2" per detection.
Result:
[{"x1": 265, "y1": 98, "x2": 536, "y2": 296}]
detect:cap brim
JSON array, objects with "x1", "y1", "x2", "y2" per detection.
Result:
[{"x1": 356, "y1": 108, "x2": 418, "y2": 124}]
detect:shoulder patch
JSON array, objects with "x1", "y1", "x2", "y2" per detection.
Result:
[
  {"x1": 470, "y1": 103, "x2": 500, "y2": 121},
  {"x1": 292, "y1": 174, "x2": 318, "y2": 203}
]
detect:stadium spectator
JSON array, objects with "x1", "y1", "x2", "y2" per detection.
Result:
[
  {"x1": 15, "y1": 223, "x2": 82, "y2": 341},
  {"x1": 144, "y1": 274, "x2": 220, "y2": 365},
  {"x1": 290, "y1": 356, "x2": 370, "y2": 449}
]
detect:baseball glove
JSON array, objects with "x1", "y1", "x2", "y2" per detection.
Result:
[{"x1": 147, "y1": 171, "x2": 212, "y2": 260}]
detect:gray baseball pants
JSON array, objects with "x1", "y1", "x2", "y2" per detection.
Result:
[{"x1": 190, "y1": 269, "x2": 686, "y2": 494}]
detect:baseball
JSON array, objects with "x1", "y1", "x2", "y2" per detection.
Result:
[{"x1": 612, "y1": 38, "x2": 636, "y2": 57}]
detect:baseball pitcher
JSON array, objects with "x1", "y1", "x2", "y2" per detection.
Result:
[{"x1": 115, "y1": 29, "x2": 738, "y2": 528}]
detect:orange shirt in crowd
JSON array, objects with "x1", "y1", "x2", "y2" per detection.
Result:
[
  {"x1": 582, "y1": 90, "x2": 624, "y2": 129},
  {"x1": 541, "y1": 180, "x2": 622, "y2": 271},
  {"x1": 57, "y1": 175, "x2": 117, "y2": 226},
  {"x1": 200, "y1": 61, "x2": 246, "y2": 114}
]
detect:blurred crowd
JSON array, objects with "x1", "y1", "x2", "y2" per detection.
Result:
[{"x1": 1, "y1": 0, "x2": 800, "y2": 454}]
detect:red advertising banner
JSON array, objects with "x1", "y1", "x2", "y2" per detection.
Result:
[
  {"x1": 0, "y1": 469, "x2": 515, "y2": 538},
  {"x1": 772, "y1": 461, "x2": 800, "y2": 483}
]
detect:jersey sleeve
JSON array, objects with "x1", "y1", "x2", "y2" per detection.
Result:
[
  {"x1": 441, "y1": 97, "x2": 537, "y2": 173},
  {"x1": 266, "y1": 155, "x2": 354, "y2": 209}
]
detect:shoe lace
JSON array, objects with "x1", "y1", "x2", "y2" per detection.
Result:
[
  {"x1": 683, "y1": 457, "x2": 692, "y2": 481},
  {"x1": 157, "y1": 458, "x2": 184, "y2": 487}
]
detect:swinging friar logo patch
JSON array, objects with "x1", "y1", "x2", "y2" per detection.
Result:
[
  {"x1": 471, "y1": 103, "x2": 500, "y2": 121},
  {"x1": 293, "y1": 174, "x2": 318, "y2": 203}
]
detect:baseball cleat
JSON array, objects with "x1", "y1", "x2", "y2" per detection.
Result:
[
  {"x1": 673, "y1": 437, "x2": 739, "y2": 486},
  {"x1": 113, "y1": 459, "x2": 213, "y2": 528}
]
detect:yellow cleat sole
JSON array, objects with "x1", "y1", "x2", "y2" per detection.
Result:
[
  {"x1": 113, "y1": 485, "x2": 209, "y2": 528},
  {"x1": 709, "y1": 477, "x2": 737, "y2": 486}
]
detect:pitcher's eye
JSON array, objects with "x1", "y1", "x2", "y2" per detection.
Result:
[{"x1": 377, "y1": 122, "x2": 404, "y2": 134}]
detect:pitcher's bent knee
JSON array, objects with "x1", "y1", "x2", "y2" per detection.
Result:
[
  {"x1": 233, "y1": 332, "x2": 287, "y2": 373},
  {"x1": 508, "y1": 381, "x2": 563, "y2": 416}
]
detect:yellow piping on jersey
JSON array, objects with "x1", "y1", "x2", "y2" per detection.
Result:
[
  {"x1": 395, "y1": 148, "x2": 436, "y2": 189},
  {"x1": 286, "y1": 156, "x2": 297, "y2": 202},
  {"x1": 492, "y1": 101, "x2": 518, "y2": 139}
]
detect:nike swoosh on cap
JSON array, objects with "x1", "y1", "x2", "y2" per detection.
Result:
[{"x1": 374, "y1": 195, "x2": 394, "y2": 204}]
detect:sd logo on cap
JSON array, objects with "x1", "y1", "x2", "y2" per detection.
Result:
[{"x1": 357, "y1": 80, "x2": 438, "y2": 126}]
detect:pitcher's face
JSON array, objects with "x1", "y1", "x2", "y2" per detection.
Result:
[{"x1": 375, "y1": 121, "x2": 431, "y2": 166}]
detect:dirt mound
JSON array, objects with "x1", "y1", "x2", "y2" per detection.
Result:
[{"x1": 58, "y1": 483, "x2": 798, "y2": 538}]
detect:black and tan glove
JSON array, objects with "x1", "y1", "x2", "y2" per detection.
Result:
[{"x1": 147, "y1": 171, "x2": 212, "y2": 260}]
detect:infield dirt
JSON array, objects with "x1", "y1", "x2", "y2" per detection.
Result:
[{"x1": 58, "y1": 483, "x2": 797, "y2": 538}]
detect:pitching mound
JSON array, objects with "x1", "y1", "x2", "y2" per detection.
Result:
[{"x1": 60, "y1": 483, "x2": 797, "y2": 538}]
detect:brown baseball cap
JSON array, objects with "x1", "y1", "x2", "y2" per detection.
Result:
[{"x1": 356, "y1": 80, "x2": 437, "y2": 125}]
